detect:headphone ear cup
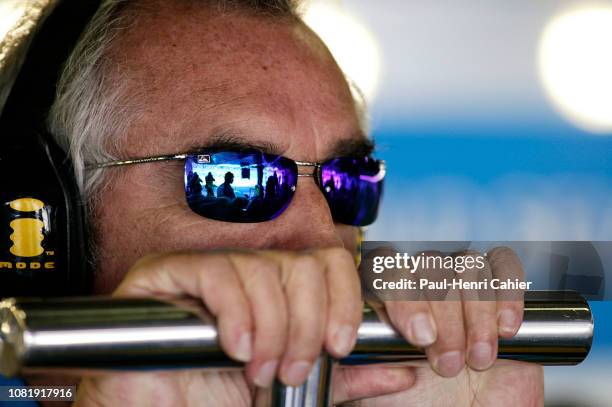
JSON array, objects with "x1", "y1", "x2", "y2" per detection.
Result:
[
  {"x1": 42, "y1": 133, "x2": 92, "y2": 295},
  {"x1": 0, "y1": 134, "x2": 91, "y2": 297},
  {"x1": 0, "y1": 1, "x2": 101, "y2": 297}
]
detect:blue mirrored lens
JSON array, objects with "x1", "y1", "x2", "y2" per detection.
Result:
[
  {"x1": 320, "y1": 156, "x2": 384, "y2": 226},
  {"x1": 185, "y1": 152, "x2": 297, "y2": 222}
]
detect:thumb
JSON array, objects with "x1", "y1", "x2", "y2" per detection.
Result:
[{"x1": 333, "y1": 366, "x2": 416, "y2": 404}]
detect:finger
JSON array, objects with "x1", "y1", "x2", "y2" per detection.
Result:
[
  {"x1": 488, "y1": 246, "x2": 525, "y2": 337},
  {"x1": 114, "y1": 253, "x2": 254, "y2": 363},
  {"x1": 360, "y1": 245, "x2": 412, "y2": 302},
  {"x1": 192, "y1": 256, "x2": 254, "y2": 364},
  {"x1": 368, "y1": 249, "x2": 437, "y2": 347},
  {"x1": 463, "y1": 299, "x2": 498, "y2": 371},
  {"x1": 415, "y1": 251, "x2": 466, "y2": 377},
  {"x1": 426, "y1": 296, "x2": 466, "y2": 377},
  {"x1": 231, "y1": 254, "x2": 288, "y2": 388},
  {"x1": 456, "y1": 250, "x2": 497, "y2": 370},
  {"x1": 333, "y1": 366, "x2": 416, "y2": 404},
  {"x1": 278, "y1": 254, "x2": 328, "y2": 386},
  {"x1": 386, "y1": 300, "x2": 437, "y2": 348},
  {"x1": 315, "y1": 247, "x2": 362, "y2": 358}
]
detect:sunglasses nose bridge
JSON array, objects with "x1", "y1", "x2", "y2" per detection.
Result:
[{"x1": 295, "y1": 161, "x2": 319, "y2": 178}]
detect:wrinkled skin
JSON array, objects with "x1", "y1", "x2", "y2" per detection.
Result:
[
  {"x1": 68, "y1": 1, "x2": 543, "y2": 406},
  {"x1": 342, "y1": 360, "x2": 543, "y2": 406}
]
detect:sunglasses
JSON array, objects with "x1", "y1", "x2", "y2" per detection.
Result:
[{"x1": 93, "y1": 150, "x2": 385, "y2": 226}]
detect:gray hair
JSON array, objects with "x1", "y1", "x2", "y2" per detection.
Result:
[{"x1": 47, "y1": 0, "x2": 301, "y2": 199}]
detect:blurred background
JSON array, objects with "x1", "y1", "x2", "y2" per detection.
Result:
[{"x1": 301, "y1": 0, "x2": 612, "y2": 405}]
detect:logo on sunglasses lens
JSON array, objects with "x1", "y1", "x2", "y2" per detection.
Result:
[{"x1": 197, "y1": 155, "x2": 211, "y2": 164}]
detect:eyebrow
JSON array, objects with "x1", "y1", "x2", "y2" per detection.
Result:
[
  {"x1": 185, "y1": 131, "x2": 376, "y2": 160},
  {"x1": 184, "y1": 133, "x2": 284, "y2": 155},
  {"x1": 328, "y1": 136, "x2": 375, "y2": 158}
]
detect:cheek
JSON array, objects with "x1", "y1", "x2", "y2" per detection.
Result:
[
  {"x1": 147, "y1": 210, "x2": 258, "y2": 252},
  {"x1": 91, "y1": 176, "x2": 270, "y2": 293},
  {"x1": 90, "y1": 167, "x2": 187, "y2": 292}
]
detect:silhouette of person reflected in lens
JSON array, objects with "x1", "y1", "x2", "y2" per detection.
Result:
[
  {"x1": 204, "y1": 172, "x2": 215, "y2": 197},
  {"x1": 217, "y1": 171, "x2": 236, "y2": 199},
  {"x1": 187, "y1": 171, "x2": 203, "y2": 196},
  {"x1": 266, "y1": 171, "x2": 279, "y2": 199}
]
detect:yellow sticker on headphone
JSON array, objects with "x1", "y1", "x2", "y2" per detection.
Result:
[
  {"x1": 8, "y1": 198, "x2": 46, "y2": 257},
  {"x1": 9, "y1": 218, "x2": 45, "y2": 257},
  {"x1": 9, "y1": 198, "x2": 45, "y2": 212}
]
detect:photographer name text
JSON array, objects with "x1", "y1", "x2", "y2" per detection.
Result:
[{"x1": 372, "y1": 278, "x2": 532, "y2": 290}]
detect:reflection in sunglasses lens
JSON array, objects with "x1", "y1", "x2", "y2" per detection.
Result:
[
  {"x1": 321, "y1": 156, "x2": 384, "y2": 226},
  {"x1": 185, "y1": 152, "x2": 298, "y2": 222}
]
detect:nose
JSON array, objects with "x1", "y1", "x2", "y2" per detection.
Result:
[{"x1": 267, "y1": 177, "x2": 344, "y2": 250}]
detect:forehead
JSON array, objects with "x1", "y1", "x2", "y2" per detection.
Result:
[{"x1": 108, "y1": 3, "x2": 364, "y2": 161}]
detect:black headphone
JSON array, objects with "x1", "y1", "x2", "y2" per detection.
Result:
[{"x1": 0, "y1": 0, "x2": 102, "y2": 297}]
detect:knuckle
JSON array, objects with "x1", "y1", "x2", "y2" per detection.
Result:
[
  {"x1": 252, "y1": 256, "x2": 280, "y2": 274},
  {"x1": 194, "y1": 256, "x2": 233, "y2": 286},
  {"x1": 129, "y1": 252, "x2": 164, "y2": 272},
  {"x1": 260, "y1": 312, "x2": 289, "y2": 338},
  {"x1": 291, "y1": 330, "x2": 322, "y2": 357},
  {"x1": 488, "y1": 246, "x2": 516, "y2": 263},
  {"x1": 467, "y1": 322, "x2": 496, "y2": 342},
  {"x1": 202, "y1": 253, "x2": 232, "y2": 271},
  {"x1": 293, "y1": 254, "x2": 324, "y2": 274},
  {"x1": 322, "y1": 247, "x2": 353, "y2": 263},
  {"x1": 258, "y1": 341, "x2": 285, "y2": 360},
  {"x1": 437, "y1": 331, "x2": 465, "y2": 348},
  {"x1": 434, "y1": 326, "x2": 463, "y2": 347},
  {"x1": 433, "y1": 322, "x2": 464, "y2": 344},
  {"x1": 243, "y1": 255, "x2": 281, "y2": 279}
]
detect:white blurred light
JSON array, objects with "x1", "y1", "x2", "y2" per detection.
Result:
[
  {"x1": 538, "y1": 6, "x2": 612, "y2": 134},
  {"x1": 0, "y1": 1, "x2": 27, "y2": 42},
  {"x1": 303, "y1": 1, "x2": 382, "y2": 103}
]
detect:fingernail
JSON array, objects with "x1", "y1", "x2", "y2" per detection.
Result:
[
  {"x1": 254, "y1": 360, "x2": 278, "y2": 387},
  {"x1": 235, "y1": 332, "x2": 252, "y2": 362},
  {"x1": 332, "y1": 325, "x2": 357, "y2": 356},
  {"x1": 468, "y1": 341, "x2": 493, "y2": 370},
  {"x1": 407, "y1": 313, "x2": 437, "y2": 346},
  {"x1": 498, "y1": 310, "x2": 518, "y2": 335},
  {"x1": 284, "y1": 360, "x2": 312, "y2": 386},
  {"x1": 435, "y1": 351, "x2": 463, "y2": 377}
]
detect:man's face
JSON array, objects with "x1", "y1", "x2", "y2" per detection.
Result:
[{"x1": 92, "y1": 4, "x2": 366, "y2": 293}]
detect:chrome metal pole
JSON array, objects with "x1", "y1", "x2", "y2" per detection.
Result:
[
  {"x1": 268, "y1": 354, "x2": 334, "y2": 407},
  {"x1": 0, "y1": 291, "x2": 593, "y2": 406},
  {"x1": 348, "y1": 290, "x2": 593, "y2": 366}
]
